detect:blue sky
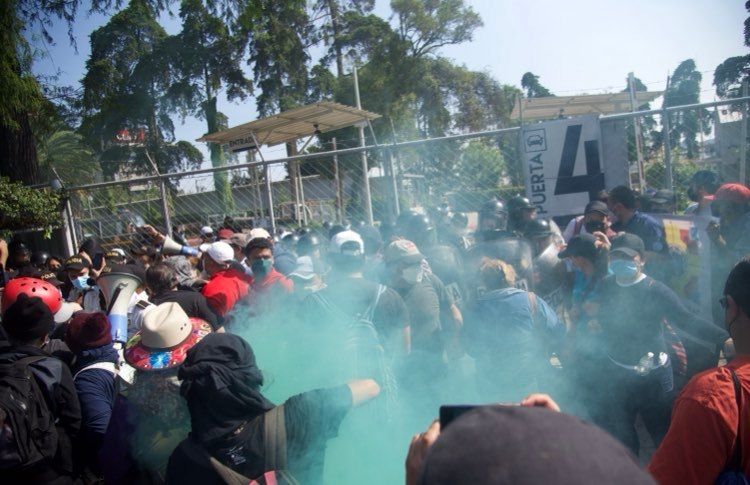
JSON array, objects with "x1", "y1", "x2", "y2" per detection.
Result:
[{"x1": 30, "y1": 0, "x2": 748, "y2": 175}]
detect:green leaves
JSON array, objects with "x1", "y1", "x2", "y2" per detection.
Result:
[
  {"x1": 0, "y1": 177, "x2": 61, "y2": 233},
  {"x1": 521, "y1": 72, "x2": 553, "y2": 99}
]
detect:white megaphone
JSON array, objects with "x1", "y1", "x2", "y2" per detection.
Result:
[
  {"x1": 97, "y1": 271, "x2": 142, "y2": 343},
  {"x1": 161, "y1": 235, "x2": 200, "y2": 257}
]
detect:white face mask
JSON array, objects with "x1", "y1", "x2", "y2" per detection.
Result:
[{"x1": 402, "y1": 265, "x2": 424, "y2": 285}]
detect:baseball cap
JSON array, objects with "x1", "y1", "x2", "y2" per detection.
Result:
[
  {"x1": 248, "y1": 228, "x2": 271, "y2": 241},
  {"x1": 558, "y1": 233, "x2": 598, "y2": 260},
  {"x1": 383, "y1": 239, "x2": 424, "y2": 265},
  {"x1": 610, "y1": 233, "x2": 645, "y2": 259},
  {"x1": 217, "y1": 228, "x2": 234, "y2": 240},
  {"x1": 229, "y1": 233, "x2": 247, "y2": 248},
  {"x1": 584, "y1": 200, "x2": 608, "y2": 216},
  {"x1": 38, "y1": 270, "x2": 64, "y2": 287},
  {"x1": 200, "y1": 226, "x2": 214, "y2": 236},
  {"x1": 329, "y1": 230, "x2": 365, "y2": 257},
  {"x1": 706, "y1": 183, "x2": 750, "y2": 204},
  {"x1": 205, "y1": 242, "x2": 235, "y2": 265},
  {"x1": 64, "y1": 255, "x2": 91, "y2": 271}
]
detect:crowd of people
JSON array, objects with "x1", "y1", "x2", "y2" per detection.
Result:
[{"x1": 0, "y1": 170, "x2": 748, "y2": 484}]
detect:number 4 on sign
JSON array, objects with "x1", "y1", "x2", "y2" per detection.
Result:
[{"x1": 553, "y1": 124, "x2": 605, "y2": 200}]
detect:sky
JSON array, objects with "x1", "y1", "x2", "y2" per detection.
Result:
[{"x1": 29, "y1": 0, "x2": 748, "y2": 184}]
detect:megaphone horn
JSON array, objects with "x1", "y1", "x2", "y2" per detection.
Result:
[
  {"x1": 97, "y1": 271, "x2": 142, "y2": 343},
  {"x1": 161, "y1": 236, "x2": 200, "y2": 257}
]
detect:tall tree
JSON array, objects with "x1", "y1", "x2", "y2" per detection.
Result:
[
  {"x1": 714, "y1": 1, "x2": 750, "y2": 101},
  {"x1": 313, "y1": 0, "x2": 375, "y2": 78},
  {"x1": 80, "y1": 0, "x2": 203, "y2": 178},
  {"x1": 520, "y1": 72, "x2": 553, "y2": 98},
  {"x1": 663, "y1": 59, "x2": 711, "y2": 159},
  {"x1": 167, "y1": 0, "x2": 252, "y2": 213}
]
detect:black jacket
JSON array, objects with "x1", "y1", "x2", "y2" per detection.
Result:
[{"x1": 0, "y1": 343, "x2": 82, "y2": 481}]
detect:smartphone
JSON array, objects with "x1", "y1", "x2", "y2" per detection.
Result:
[
  {"x1": 439, "y1": 405, "x2": 477, "y2": 428},
  {"x1": 92, "y1": 253, "x2": 104, "y2": 270},
  {"x1": 440, "y1": 404, "x2": 518, "y2": 428}
]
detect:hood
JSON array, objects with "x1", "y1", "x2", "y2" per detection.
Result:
[{"x1": 74, "y1": 344, "x2": 119, "y2": 370}]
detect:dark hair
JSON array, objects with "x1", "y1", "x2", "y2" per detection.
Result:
[
  {"x1": 146, "y1": 263, "x2": 177, "y2": 295},
  {"x1": 724, "y1": 257, "x2": 750, "y2": 317},
  {"x1": 244, "y1": 238, "x2": 273, "y2": 256},
  {"x1": 608, "y1": 185, "x2": 637, "y2": 209},
  {"x1": 594, "y1": 189, "x2": 609, "y2": 203}
]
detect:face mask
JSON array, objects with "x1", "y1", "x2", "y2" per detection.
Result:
[
  {"x1": 584, "y1": 221, "x2": 605, "y2": 234},
  {"x1": 687, "y1": 186, "x2": 700, "y2": 202},
  {"x1": 402, "y1": 265, "x2": 424, "y2": 285},
  {"x1": 71, "y1": 275, "x2": 91, "y2": 291},
  {"x1": 251, "y1": 259, "x2": 273, "y2": 279},
  {"x1": 610, "y1": 259, "x2": 639, "y2": 280}
]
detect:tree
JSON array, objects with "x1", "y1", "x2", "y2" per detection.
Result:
[
  {"x1": 521, "y1": 72, "x2": 553, "y2": 98},
  {"x1": 80, "y1": 0, "x2": 203, "y2": 178},
  {"x1": 662, "y1": 59, "x2": 711, "y2": 159},
  {"x1": 621, "y1": 75, "x2": 658, "y2": 161},
  {"x1": 714, "y1": 1, "x2": 750, "y2": 101},
  {"x1": 312, "y1": 0, "x2": 376, "y2": 78},
  {"x1": 166, "y1": 0, "x2": 253, "y2": 213}
]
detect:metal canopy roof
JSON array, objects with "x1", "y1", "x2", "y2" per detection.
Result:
[
  {"x1": 197, "y1": 101, "x2": 381, "y2": 148},
  {"x1": 512, "y1": 91, "x2": 664, "y2": 121}
]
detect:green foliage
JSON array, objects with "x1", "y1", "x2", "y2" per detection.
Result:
[
  {"x1": 0, "y1": 177, "x2": 61, "y2": 233},
  {"x1": 521, "y1": 72, "x2": 553, "y2": 98},
  {"x1": 644, "y1": 157, "x2": 699, "y2": 211},
  {"x1": 663, "y1": 59, "x2": 711, "y2": 159},
  {"x1": 714, "y1": 1, "x2": 750, "y2": 102}
]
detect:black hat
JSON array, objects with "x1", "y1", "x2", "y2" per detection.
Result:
[
  {"x1": 559, "y1": 233, "x2": 598, "y2": 260},
  {"x1": 64, "y1": 255, "x2": 91, "y2": 271},
  {"x1": 523, "y1": 219, "x2": 552, "y2": 239},
  {"x1": 611, "y1": 233, "x2": 645, "y2": 259},
  {"x1": 2, "y1": 294, "x2": 55, "y2": 341},
  {"x1": 584, "y1": 200, "x2": 609, "y2": 216},
  {"x1": 419, "y1": 406, "x2": 653, "y2": 485},
  {"x1": 651, "y1": 189, "x2": 676, "y2": 205}
]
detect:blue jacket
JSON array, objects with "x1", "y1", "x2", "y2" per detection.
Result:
[
  {"x1": 465, "y1": 288, "x2": 564, "y2": 400},
  {"x1": 72, "y1": 345, "x2": 118, "y2": 442}
]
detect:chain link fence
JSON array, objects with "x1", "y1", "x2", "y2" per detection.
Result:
[{"x1": 54, "y1": 97, "x2": 749, "y2": 251}]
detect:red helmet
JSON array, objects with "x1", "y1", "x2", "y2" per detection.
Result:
[{"x1": 1, "y1": 277, "x2": 63, "y2": 315}]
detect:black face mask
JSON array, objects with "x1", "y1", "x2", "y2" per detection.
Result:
[
  {"x1": 584, "y1": 221, "x2": 606, "y2": 234},
  {"x1": 687, "y1": 186, "x2": 700, "y2": 202}
]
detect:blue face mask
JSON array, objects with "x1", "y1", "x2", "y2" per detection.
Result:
[
  {"x1": 71, "y1": 275, "x2": 91, "y2": 291},
  {"x1": 609, "y1": 259, "x2": 639, "y2": 279},
  {"x1": 251, "y1": 259, "x2": 273, "y2": 279}
]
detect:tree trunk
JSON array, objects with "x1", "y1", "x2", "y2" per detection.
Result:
[
  {"x1": 206, "y1": 95, "x2": 235, "y2": 214},
  {"x1": 325, "y1": 0, "x2": 344, "y2": 78},
  {"x1": 0, "y1": 110, "x2": 41, "y2": 185}
]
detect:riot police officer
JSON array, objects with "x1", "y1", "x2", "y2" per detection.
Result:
[{"x1": 523, "y1": 219, "x2": 567, "y2": 315}]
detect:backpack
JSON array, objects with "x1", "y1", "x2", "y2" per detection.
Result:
[{"x1": 0, "y1": 355, "x2": 59, "y2": 470}]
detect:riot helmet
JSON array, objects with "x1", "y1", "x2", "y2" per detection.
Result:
[
  {"x1": 406, "y1": 213, "x2": 437, "y2": 249},
  {"x1": 478, "y1": 199, "x2": 509, "y2": 241},
  {"x1": 507, "y1": 195, "x2": 536, "y2": 230}
]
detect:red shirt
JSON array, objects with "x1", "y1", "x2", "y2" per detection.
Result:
[
  {"x1": 246, "y1": 269, "x2": 293, "y2": 308},
  {"x1": 648, "y1": 356, "x2": 750, "y2": 484},
  {"x1": 201, "y1": 269, "x2": 250, "y2": 317}
]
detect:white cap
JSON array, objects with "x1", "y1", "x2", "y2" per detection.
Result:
[
  {"x1": 54, "y1": 301, "x2": 82, "y2": 324},
  {"x1": 199, "y1": 243, "x2": 211, "y2": 253},
  {"x1": 329, "y1": 230, "x2": 364, "y2": 256},
  {"x1": 249, "y1": 228, "x2": 271, "y2": 241},
  {"x1": 200, "y1": 226, "x2": 214, "y2": 236},
  {"x1": 205, "y1": 241, "x2": 234, "y2": 265},
  {"x1": 111, "y1": 248, "x2": 126, "y2": 257}
]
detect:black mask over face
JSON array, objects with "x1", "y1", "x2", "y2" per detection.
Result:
[
  {"x1": 584, "y1": 221, "x2": 606, "y2": 234},
  {"x1": 687, "y1": 186, "x2": 700, "y2": 202}
]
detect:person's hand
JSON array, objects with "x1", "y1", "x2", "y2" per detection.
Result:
[
  {"x1": 592, "y1": 231, "x2": 611, "y2": 250},
  {"x1": 406, "y1": 420, "x2": 440, "y2": 485},
  {"x1": 0, "y1": 239, "x2": 8, "y2": 268},
  {"x1": 520, "y1": 393, "x2": 561, "y2": 412}
]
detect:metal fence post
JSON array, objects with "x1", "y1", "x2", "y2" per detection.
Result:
[
  {"x1": 354, "y1": 66, "x2": 374, "y2": 225},
  {"x1": 662, "y1": 109, "x2": 673, "y2": 190},
  {"x1": 158, "y1": 179, "x2": 172, "y2": 236},
  {"x1": 741, "y1": 80, "x2": 748, "y2": 185}
]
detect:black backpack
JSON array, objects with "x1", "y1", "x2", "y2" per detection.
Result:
[{"x1": 0, "y1": 355, "x2": 59, "y2": 470}]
